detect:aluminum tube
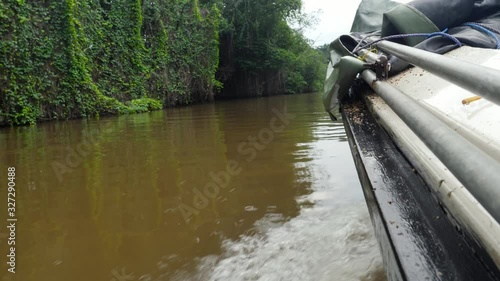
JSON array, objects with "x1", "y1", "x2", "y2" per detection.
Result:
[
  {"x1": 377, "y1": 41, "x2": 500, "y2": 107},
  {"x1": 361, "y1": 69, "x2": 500, "y2": 222}
]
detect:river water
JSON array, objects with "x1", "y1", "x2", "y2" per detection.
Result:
[{"x1": 0, "y1": 93, "x2": 385, "y2": 281}]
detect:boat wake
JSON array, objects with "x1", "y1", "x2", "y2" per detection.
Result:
[{"x1": 172, "y1": 203, "x2": 385, "y2": 281}]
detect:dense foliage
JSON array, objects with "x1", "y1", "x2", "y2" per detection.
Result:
[
  {"x1": 0, "y1": 0, "x2": 326, "y2": 125},
  {"x1": 0, "y1": 0, "x2": 220, "y2": 125},
  {"x1": 218, "y1": 0, "x2": 326, "y2": 97}
]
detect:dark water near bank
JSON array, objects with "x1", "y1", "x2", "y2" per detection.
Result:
[{"x1": 0, "y1": 93, "x2": 384, "y2": 281}]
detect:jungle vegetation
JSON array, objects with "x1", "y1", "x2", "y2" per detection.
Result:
[{"x1": 0, "y1": 0, "x2": 327, "y2": 125}]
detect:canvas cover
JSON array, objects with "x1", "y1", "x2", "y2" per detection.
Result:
[
  {"x1": 350, "y1": 0, "x2": 403, "y2": 33},
  {"x1": 351, "y1": 0, "x2": 500, "y2": 70}
]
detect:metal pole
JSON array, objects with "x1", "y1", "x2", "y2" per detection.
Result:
[
  {"x1": 377, "y1": 41, "x2": 500, "y2": 107},
  {"x1": 361, "y1": 69, "x2": 500, "y2": 222}
]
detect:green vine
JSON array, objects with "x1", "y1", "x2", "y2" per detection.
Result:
[
  {"x1": 0, "y1": 0, "x2": 325, "y2": 126},
  {"x1": 0, "y1": 0, "x2": 222, "y2": 125}
]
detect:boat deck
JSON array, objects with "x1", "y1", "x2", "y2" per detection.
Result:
[{"x1": 342, "y1": 96, "x2": 500, "y2": 280}]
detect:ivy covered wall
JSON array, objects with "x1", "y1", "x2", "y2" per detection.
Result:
[
  {"x1": 0, "y1": 0, "x2": 326, "y2": 126},
  {"x1": 0, "y1": 0, "x2": 221, "y2": 125}
]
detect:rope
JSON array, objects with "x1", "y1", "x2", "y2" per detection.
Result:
[
  {"x1": 352, "y1": 34, "x2": 378, "y2": 55},
  {"x1": 463, "y1": 23, "x2": 500, "y2": 49},
  {"x1": 357, "y1": 47, "x2": 378, "y2": 61},
  {"x1": 353, "y1": 31, "x2": 462, "y2": 53},
  {"x1": 473, "y1": 23, "x2": 500, "y2": 36}
]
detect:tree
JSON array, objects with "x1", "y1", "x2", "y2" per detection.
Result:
[{"x1": 217, "y1": 0, "x2": 326, "y2": 97}]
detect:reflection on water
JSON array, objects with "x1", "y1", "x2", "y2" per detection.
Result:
[{"x1": 0, "y1": 93, "x2": 384, "y2": 281}]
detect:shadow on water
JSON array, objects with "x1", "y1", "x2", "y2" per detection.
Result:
[{"x1": 0, "y1": 93, "x2": 384, "y2": 281}]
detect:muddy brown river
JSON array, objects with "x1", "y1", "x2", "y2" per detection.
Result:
[{"x1": 0, "y1": 93, "x2": 385, "y2": 281}]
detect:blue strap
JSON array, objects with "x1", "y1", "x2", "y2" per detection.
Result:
[
  {"x1": 425, "y1": 31, "x2": 462, "y2": 46},
  {"x1": 463, "y1": 23, "x2": 500, "y2": 49},
  {"x1": 355, "y1": 31, "x2": 462, "y2": 52}
]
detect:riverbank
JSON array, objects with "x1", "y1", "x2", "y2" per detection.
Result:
[
  {"x1": 0, "y1": 92, "x2": 320, "y2": 128},
  {"x1": 0, "y1": 0, "x2": 326, "y2": 127}
]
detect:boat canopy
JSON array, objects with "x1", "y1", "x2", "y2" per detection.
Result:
[
  {"x1": 323, "y1": 0, "x2": 500, "y2": 118},
  {"x1": 352, "y1": 0, "x2": 500, "y2": 52}
]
